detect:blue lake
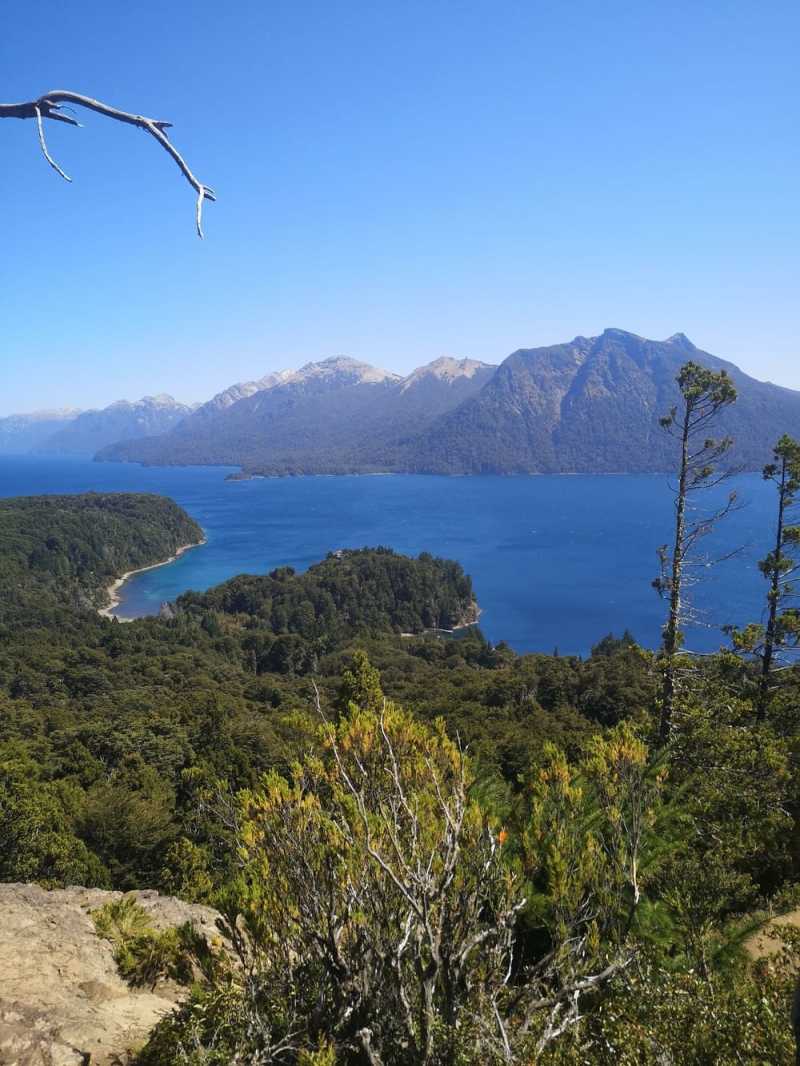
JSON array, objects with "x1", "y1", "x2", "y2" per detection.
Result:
[{"x1": 0, "y1": 455, "x2": 778, "y2": 656}]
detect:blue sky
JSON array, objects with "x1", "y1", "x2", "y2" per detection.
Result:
[{"x1": 2, "y1": 0, "x2": 799, "y2": 415}]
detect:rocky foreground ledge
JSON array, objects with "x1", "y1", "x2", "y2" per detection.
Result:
[{"x1": 0, "y1": 883, "x2": 219, "y2": 1066}]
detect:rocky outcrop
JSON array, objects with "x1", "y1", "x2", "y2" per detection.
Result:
[{"x1": 0, "y1": 883, "x2": 220, "y2": 1066}]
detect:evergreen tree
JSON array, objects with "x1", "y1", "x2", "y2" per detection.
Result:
[
  {"x1": 725, "y1": 435, "x2": 800, "y2": 719},
  {"x1": 756, "y1": 435, "x2": 800, "y2": 718},
  {"x1": 335, "y1": 648, "x2": 384, "y2": 715},
  {"x1": 654, "y1": 362, "x2": 737, "y2": 742}
]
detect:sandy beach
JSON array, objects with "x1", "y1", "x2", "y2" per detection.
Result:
[
  {"x1": 98, "y1": 537, "x2": 207, "y2": 620},
  {"x1": 399, "y1": 603, "x2": 482, "y2": 638}
]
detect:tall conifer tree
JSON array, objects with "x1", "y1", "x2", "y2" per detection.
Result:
[
  {"x1": 654, "y1": 362, "x2": 737, "y2": 743},
  {"x1": 756, "y1": 434, "x2": 800, "y2": 719}
]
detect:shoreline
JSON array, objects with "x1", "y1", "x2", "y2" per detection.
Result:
[
  {"x1": 401, "y1": 603, "x2": 482, "y2": 638},
  {"x1": 224, "y1": 469, "x2": 726, "y2": 481},
  {"x1": 98, "y1": 537, "x2": 207, "y2": 621}
]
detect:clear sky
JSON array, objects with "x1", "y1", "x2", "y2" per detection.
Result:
[{"x1": 2, "y1": 0, "x2": 799, "y2": 415}]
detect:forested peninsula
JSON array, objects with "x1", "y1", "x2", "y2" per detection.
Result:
[{"x1": 0, "y1": 493, "x2": 203, "y2": 618}]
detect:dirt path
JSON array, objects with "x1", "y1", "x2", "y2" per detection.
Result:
[{"x1": 745, "y1": 908, "x2": 800, "y2": 961}]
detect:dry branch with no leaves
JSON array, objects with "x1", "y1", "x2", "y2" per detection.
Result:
[{"x1": 0, "y1": 90, "x2": 215, "y2": 237}]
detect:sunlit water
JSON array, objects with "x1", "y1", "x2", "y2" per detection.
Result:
[{"x1": 0, "y1": 456, "x2": 777, "y2": 656}]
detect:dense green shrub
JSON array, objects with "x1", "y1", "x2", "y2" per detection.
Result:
[{"x1": 92, "y1": 896, "x2": 200, "y2": 989}]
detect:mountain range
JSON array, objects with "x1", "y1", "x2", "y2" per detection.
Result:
[
  {"x1": 0, "y1": 409, "x2": 83, "y2": 454},
  {"x1": 397, "y1": 330, "x2": 800, "y2": 474},
  {"x1": 0, "y1": 396, "x2": 194, "y2": 456},
  {"x1": 6, "y1": 330, "x2": 800, "y2": 474},
  {"x1": 98, "y1": 356, "x2": 497, "y2": 472}
]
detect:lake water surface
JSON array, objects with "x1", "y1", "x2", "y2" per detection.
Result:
[{"x1": 0, "y1": 456, "x2": 777, "y2": 656}]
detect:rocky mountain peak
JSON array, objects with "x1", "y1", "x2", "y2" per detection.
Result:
[
  {"x1": 294, "y1": 357, "x2": 401, "y2": 386},
  {"x1": 3, "y1": 407, "x2": 82, "y2": 422},
  {"x1": 31, "y1": 394, "x2": 193, "y2": 456},
  {"x1": 666, "y1": 332, "x2": 696, "y2": 350},
  {"x1": 105, "y1": 394, "x2": 187, "y2": 413},
  {"x1": 197, "y1": 370, "x2": 295, "y2": 415},
  {"x1": 400, "y1": 357, "x2": 496, "y2": 392},
  {"x1": 596, "y1": 327, "x2": 648, "y2": 346},
  {"x1": 141, "y1": 393, "x2": 184, "y2": 407}
]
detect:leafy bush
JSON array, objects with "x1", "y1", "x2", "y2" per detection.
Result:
[{"x1": 138, "y1": 683, "x2": 663, "y2": 1064}]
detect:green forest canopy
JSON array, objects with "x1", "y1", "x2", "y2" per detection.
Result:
[
  {"x1": 0, "y1": 493, "x2": 202, "y2": 617},
  {"x1": 1, "y1": 491, "x2": 800, "y2": 1062}
]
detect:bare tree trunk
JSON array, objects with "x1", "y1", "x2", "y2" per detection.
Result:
[{"x1": 758, "y1": 454, "x2": 788, "y2": 721}]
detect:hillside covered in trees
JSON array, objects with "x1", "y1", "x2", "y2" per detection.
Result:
[
  {"x1": 1, "y1": 470, "x2": 800, "y2": 1061},
  {"x1": 178, "y1": 547, "x2": 478, "y2": 644},
  {"x1": 0, "y1": 493, "x2": 203, "y2": 618},
  {"x1": 0, "y1": 497, "x2": 636, "y2": 897},
  {"x1": 96, "y1": 356, "x2": 497, "y2": 472}
]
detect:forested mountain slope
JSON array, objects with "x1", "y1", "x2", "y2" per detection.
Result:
[
  {"x1": 403, "y1": 329, "x2": 800, "y2": 473},
  {"x1": 97, "y1": 356, "x2": 497, "y2": 470}
]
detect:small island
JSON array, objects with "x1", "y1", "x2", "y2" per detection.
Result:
[{"x1": 177, "y1": 546, "x2": 479, "y2": 645}]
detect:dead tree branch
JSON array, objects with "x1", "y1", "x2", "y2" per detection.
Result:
[{"x1": 0, "y1": 90, "x2": 215, "y2": 236}]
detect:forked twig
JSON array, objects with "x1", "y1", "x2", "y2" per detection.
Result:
[{"x1": 1, "y1": 89, "x2": 215, "y2": 236}]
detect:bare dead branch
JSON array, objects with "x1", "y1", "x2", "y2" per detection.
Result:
[
  {"x1": 1, "y1": 89, "x2": 215, "y2": 236},
  {"x1": 34, "y1": 104, "x2": 71, "y2": 182}
]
